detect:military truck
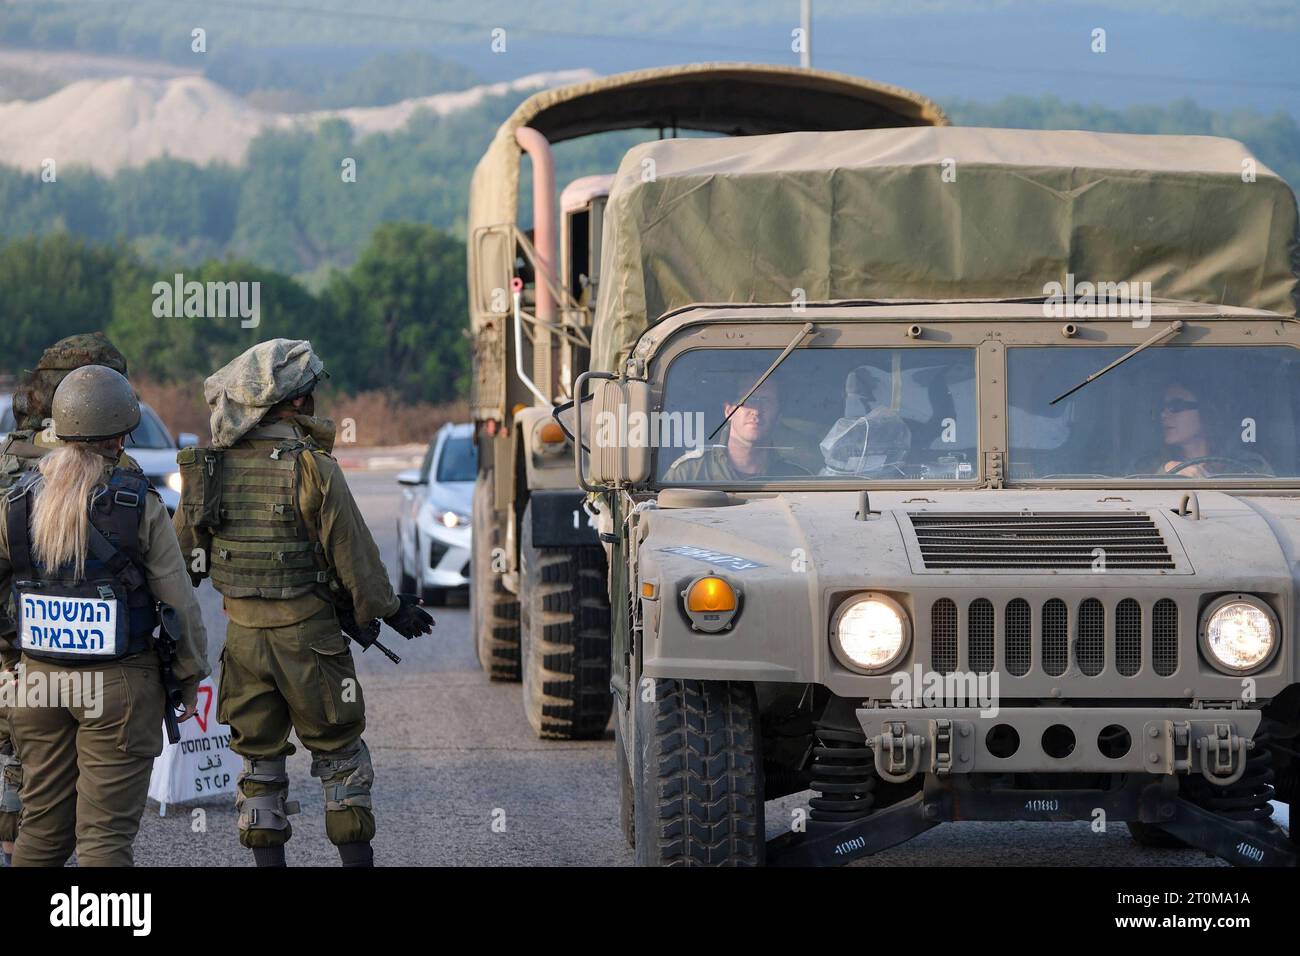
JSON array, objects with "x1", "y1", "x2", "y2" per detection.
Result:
[
  {"x1": 465, "y1": 64, "x2": 946, "y2": 739},
  {"x1": 564, "y1": 126, "x2": 1300, "y2": 865}
]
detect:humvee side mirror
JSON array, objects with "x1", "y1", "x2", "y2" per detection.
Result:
[{"x1": 567, "y1": 372, "x2": 651, "y2": 491}]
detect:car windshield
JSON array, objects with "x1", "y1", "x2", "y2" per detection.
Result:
[
  {"x1": 1007, "y1": 345, "x2": 1300, "y2": 480},
  {"x1": 656, "y1": 347, "x2": 978, "y2": 484},
  {"x1": 435, "y1": 435, "x2": 477, "y2": 483},
  {"x1": 124, "y1": 406, "x2": 174, "y2": 449}
]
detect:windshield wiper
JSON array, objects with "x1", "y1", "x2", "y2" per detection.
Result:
[
  {"x1": 1049, "y1": 320, "x2": 1184, "y2": 405},
  {"x1": 707, "y1": 321, "x2": 816, "y2": 440}
]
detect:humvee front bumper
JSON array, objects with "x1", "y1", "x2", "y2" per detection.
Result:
[{"x1": 856, "y1": 707, "x2": 1262, "y2": 782}]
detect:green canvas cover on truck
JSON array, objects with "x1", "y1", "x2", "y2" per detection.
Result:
[
  {"x1": 590, "y1": 126, "x2": 1300, "y2": 372},
  {"x1": 465, "y1": 63, "x2": 947, "y2": 421}
]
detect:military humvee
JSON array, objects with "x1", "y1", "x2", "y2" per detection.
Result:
[
  {"x1": 465, "y1": 65, "x2": 946, "y2": 739},
  {"x1": 564, "y1": 126, "x2": 1300, "y2": 865}
]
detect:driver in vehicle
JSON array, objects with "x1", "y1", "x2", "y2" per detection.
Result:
[
  {"x1": 1140, "y1": 382, "x2": 1272, "y2": 477},
  {"x1": 664, "y1": 379, "x2": 808, "y2": 482}
]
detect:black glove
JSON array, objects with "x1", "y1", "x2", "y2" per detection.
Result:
[{"x1": 383, "y1": 593, "x2": 435, "y2": 639}]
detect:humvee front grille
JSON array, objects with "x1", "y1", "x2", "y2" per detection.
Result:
[
  {"x1": 908, "y1": 512, "x2": 1174, "y2": 570},
  {"x1": 929, "y1": 595, "x2": 1178, "y2": 678}
]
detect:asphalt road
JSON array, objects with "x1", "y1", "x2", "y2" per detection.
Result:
[{"x1": 132, "y1": 469, "x2": 1249, "y2": 867}]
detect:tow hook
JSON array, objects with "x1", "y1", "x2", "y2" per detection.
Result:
[
  {"x1": 868, "y1": 721, "x2": 924, "y2": 783},
  {"x1": 1198, "y1": 722, "x2": 1251, "y2": 786}
]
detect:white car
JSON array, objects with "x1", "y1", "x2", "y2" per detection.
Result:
[
  {"x1": 0, "y1": 394, "x2": 197, "y2": 514},
  {"x1": 395, "y1": 423, "x2": 475, "y2": 605}
]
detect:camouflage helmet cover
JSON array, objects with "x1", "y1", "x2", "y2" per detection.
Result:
[
  {"x1": 11, "y1": 331, "x2": 130, "y2": 430},
  {"x1": 204, "y1": 339, "x2": 327, "y2": 447}
]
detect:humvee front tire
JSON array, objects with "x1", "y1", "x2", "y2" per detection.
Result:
[
  {"x1": 471, "y1": 469, "x2": 520, "y2": 681},
  {"x1": 519, "y1": 501, "x2": 612, "y2": 739},
  {"x1": 633, "y1": 679, "x2": 765, "y2": 866}
]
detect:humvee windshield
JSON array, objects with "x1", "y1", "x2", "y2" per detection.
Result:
[
  {"x1": 1007, "y1": 345, "x2": 1300, "y2": 481},
  {"x1": 653, "y1": 343, "x2": 1300, "y2": 485},
  {"x1": 657, "y1": 347, "x2": 978, "y2": 483}
]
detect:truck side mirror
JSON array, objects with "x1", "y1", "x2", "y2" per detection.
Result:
[{"x1": 570, "y1": 372, "x2": 651, "y2": 490}]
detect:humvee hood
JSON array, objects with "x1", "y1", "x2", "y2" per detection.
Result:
[{"x1": 640, "y1": 489, "x2": 1299, "y2": 594}]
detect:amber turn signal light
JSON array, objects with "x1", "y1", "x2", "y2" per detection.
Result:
[{"x1": 686, "y1": 576, "x2": 736, "y2": 613}]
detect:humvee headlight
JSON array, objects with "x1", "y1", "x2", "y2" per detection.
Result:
[
  {"x1": 832, "y1": 594, "x2": 910, "y2": 674},
  {"x1": 1200, "y1": 595, "x2": 1278, "y2": 674},
  {"x1": 682, "y1": 575, "x2": 739, "y2": 633}
]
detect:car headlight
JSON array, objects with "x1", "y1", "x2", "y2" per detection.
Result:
[
  {"x1": 832, "y1": 593, "x2": 910, "y2": 674},
  {"x1": 421, "y1": 502, "x2": 468, "y2": 530},
  {"x1": 681, "y1": 574, "x2": 740, "y2": 633},
  {"x1": 1200, "y1": 595, "x2": 1278, "y2": 673},
  {"x1": 436, "y1": 510, "x2": 469, "y2": 529},
  {"x1": 165, "y1": 471, "x2": 184, "y2": 495}
]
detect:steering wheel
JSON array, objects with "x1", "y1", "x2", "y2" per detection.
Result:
[{"x1": 1165, "y1": 455, "x2": 1262, "y2": 476}]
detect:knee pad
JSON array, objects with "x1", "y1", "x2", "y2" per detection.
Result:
[
  {"x1": 311, "y1": 741, "x2": 375, "y2": 845},
  {"x1": 235, "y1": 757, "x2": 300, "y2": 846},
  {"x1": 310, "y1": 741, "x2": 374, "y2": 812}
]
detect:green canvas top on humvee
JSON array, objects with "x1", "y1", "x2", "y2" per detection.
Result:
[{"x1": 592, "y1": 126, "x2": 1299, "y2": 372}]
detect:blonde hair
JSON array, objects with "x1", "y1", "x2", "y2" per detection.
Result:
[{"x1": 31, "y1": 440, "x2": 119, "y2": 581}]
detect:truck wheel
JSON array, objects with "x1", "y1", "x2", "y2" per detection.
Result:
[
  {"x1": 1126, "y1": 821, "x2": 1190, "y2": 849},
  {"x1": 615, "y1": 713, "x2": 635, "y2": 848},
  {"x1": 519, "y1": 500, "x2": 612, "y2": 739},
  {"x1": 633, "y1": 679, "x2": 765, "y2": 866},
  {"x1": 471, "y1": 469, "x2": 520, "y2": 681}
]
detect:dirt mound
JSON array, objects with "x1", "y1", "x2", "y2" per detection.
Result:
[{"x1": 0, "y1": 69, "x2": 595, "y2": 174}]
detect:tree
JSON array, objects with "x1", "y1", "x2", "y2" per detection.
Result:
[
  {"x1": 0, "y1": 234, "x2": 138, "y2": 371},
  {"x1": 322, "y1": 222, "x2": 469, "y2": 402}
]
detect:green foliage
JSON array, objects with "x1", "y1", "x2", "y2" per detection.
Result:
[
  {"x1": 0, "y1": 225, "x2": 469, "y2": 404},
  {"x1": 106, "y1": 260, "x2": 325, "y2": 387},
  {"x1": 319, "y1": 221, "x2": 470, "y2": 403},
  {"x1": 0, "y1": 233, "x2": 141, "y2": 371}
]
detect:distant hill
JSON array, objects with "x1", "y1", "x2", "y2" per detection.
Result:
[{"x1": 0, "y1": 68, "x2": 592, "y2": 173}]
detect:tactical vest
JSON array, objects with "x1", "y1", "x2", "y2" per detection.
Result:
[
  {"x1": 5, "y1": 469, "x2": 158, "y2": 665},
  {"x1": 208, "y1": 439, "x2": 334, "y2": 600}
]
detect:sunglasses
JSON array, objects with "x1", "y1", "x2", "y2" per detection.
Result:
[{"x1": 1161, "y1": 399, "x2": 1199, "y2": 414}]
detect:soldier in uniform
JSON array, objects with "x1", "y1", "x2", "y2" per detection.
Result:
[
  {"x1": 0, "y1": 332, "x2": 142, "y2": 866},
  {"x1": 0, "y1": 365, "x2": 209, "y2": 867},
  {"x1": 174, "y1": 339, "x2": 432, "y2": 867},
  {"x1": 665, "y1": 379, "x2": 807, "y2": 481}
]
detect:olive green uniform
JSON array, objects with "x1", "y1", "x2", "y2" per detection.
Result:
[
  {"x1": 0, "y1": 430, "x2": 144, "y2": 850},
  {"x1": 664, "y1": 444, "x2": 808, "y2": 482},
  {"x1": 175, "y1": 413, "x2": 400, "y2": 850},
  {"x1": 0, "y1": 463, "x2": 209, "y2": 867}
]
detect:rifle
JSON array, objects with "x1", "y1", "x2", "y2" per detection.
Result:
[
  {"x1": 338, "y1": 607, "x2": 402, "y2": 665},
  {"x1": 156, "y1": 605, "x2": 187, "y2": 745}
]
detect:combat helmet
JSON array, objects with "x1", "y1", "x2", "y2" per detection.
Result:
[{"x1": 51, "y1": 365, "x2": 142, "y2": 442}]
